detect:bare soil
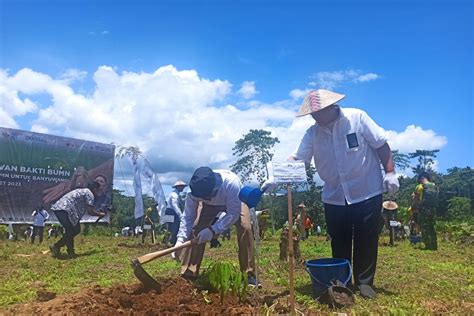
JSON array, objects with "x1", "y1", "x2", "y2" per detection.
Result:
[{"x1": 5, "y1": 277, "x2": 264, "y2": 315}]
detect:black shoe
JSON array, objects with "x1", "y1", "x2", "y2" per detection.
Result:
[
  {"x1": 247, "y1": 275, "x2": 262, "y2": 289},
  {"x1": 67, "y1": 252, "x2": 77, "y2": 259},
  {"x1": 49, "y1": 245, "x2": 60, "y2": 258},
  {"x1": 180, "y1": 271, "x2": 198, "y2": 281},
  {"x1": 359, "y1": 284, "x2": 376, "y2": 299},
  {"x1": 347, "y1": 283, "x2": 357, "y2": 292}
]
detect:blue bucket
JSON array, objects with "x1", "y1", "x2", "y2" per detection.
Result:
[
  {"x1": 238, "y1": 186, "x2": 263, "y2": 208},
  {"x1": 305, "y1": 258, "x2": 352, "y2": 295}
]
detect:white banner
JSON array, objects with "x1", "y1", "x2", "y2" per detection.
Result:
[
  {"x1": 267, "y1": 161, "x2": 307, "y2": 184},
  {"x1": 131, "y1": 156, "x2": 144, "y2": 220}
]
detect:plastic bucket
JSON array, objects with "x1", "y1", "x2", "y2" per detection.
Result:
[
  {"x1": 305, "y1": 258, "x2": 352, "y2": 295},
  {"x1": 238, "y1": 186, "x2": 263, "y2": 208}
]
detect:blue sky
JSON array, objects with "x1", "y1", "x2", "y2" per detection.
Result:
[{"x1": 1, "y1": 0, "x2": 472, "y2": 193}]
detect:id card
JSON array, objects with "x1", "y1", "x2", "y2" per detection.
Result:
[{"x1": 346, "y1": 133, "x2": 359, "y2": 149}]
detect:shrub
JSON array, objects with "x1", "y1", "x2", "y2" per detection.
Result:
[
  {"x1": 447, "y1": 197, "x2": 472, "y2": 220},
  {"x1": 436, "y1": 221, "x2": 474, "y2": 244}
]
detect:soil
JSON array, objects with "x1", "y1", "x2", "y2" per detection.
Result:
[{"x1": 5, "y1": 277, "x2": 266, "y2": 315}]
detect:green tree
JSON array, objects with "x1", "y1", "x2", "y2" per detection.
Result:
[
  {"x1": 116, "y1": 145, "x2": 142, "y2": 160},
  {"x1": 111, "y1": 189, "x2": 136, "y2": 229},
  {"x1": 408, "y1": 149, "x2": 439, "y2": 175},
  {"x1": 230, "y1": 129, "x2": 280, "y2": 184},
  {"x1": 392, "y1": 150, "x2": 410, "y2": 171},
  {"x1": 447, "y1": 197, "x2": 472, "y2": 220}
]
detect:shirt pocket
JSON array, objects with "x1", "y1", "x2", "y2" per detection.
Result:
[{"x1": 345, "y1": 131, "x2": 362, "y2": 152}]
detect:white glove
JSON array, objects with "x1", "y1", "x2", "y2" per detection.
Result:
[
  {"x1": 383, "y1": 172, "x2": 400, "y2": 194},
  {"x1": 197, "y1": 228, "x2": 214, "y2": 244},
  {"x1": 171, "y1": 239, "x2": 184, "y2": 260},
  {"x1": 261, "y1": 179, "x2": 278, "y2": 193}
]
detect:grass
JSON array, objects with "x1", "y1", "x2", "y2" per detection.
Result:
[{"x1": 0, "y1": 232, "x2": 473, "y2": 314}]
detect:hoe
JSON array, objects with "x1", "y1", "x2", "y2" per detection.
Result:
[{"x1": 131, "y1": 239, "x2": 196, "y2": 291}]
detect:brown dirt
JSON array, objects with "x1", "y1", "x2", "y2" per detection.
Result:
[{"x1": 5, "y1": 277, "x2": 262, "y2": 315}]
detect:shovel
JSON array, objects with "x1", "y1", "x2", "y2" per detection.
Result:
[{"x1": 131, "y1": 239, "x2": 195, "y2": 291}]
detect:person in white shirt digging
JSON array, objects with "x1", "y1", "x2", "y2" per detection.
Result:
[{"x1": 173, "y1": 166, "x2": 261, "y2": 288}]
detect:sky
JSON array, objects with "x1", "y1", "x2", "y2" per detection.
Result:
[{"x1": 0, "y1": 0, "x2": 473, "y2": 195}]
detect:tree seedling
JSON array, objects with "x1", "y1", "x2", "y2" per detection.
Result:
[{"x1": 207, "y1": 261, "x2": 247, "y2": 304}]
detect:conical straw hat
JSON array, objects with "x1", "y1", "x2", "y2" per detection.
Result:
[
  {"x1": 172, "y1": 180, "x2": 187, "y2": 188},
  {"x1": 382, "y1": 200, "x2": 398, "y2": 211},
  {"x1": 296, "y1": 89, "x2": 345, "y2": 117}
]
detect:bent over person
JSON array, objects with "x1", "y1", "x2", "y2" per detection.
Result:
[
  {"x1": 175, "y1": 167, "x2": 260, "y2": 287},
  {"x1": 49, "y1": 181, "x2": 106, "y2": 258},
  {"x1": 290, "y1": 89, "x2": 399, "y2": 298}
]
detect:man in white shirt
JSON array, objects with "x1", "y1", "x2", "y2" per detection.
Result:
[
  {"x1": 175, "y1": 166, "x2": 259, "y2": 288},
  {"x1": 290, "y1": 89, "x2": 399, "y2": 298},
  {"x1": 31, "y1": 205, "x2": 49, "y2": 244},
  {"x1": 165, "y1": 180, "x2": 187, "y2": 245}
]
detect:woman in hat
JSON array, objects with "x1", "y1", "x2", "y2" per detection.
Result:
[{"x1": 165, "y1": 180, "x2": 187, "y2": 245}]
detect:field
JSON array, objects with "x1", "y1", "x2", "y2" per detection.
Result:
[{"x1": 1, "y1": 230, "x2": 473, "y2": 314}]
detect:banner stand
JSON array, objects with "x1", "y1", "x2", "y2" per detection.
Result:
[{"x1": 286, "y1": 184, "x2": 296, "y2": 315}]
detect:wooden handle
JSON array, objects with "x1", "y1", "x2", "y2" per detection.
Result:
[{"x1": 137, "y1": 240, "x2": 195, "y2": 264}]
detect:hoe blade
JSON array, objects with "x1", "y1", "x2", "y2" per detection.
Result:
[{"x1": 131, "y1": 259, "x2": 161, "y2": 292}]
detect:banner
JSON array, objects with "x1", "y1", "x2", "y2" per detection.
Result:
[
  {"x1": 131, "y1": 155, "x2": 144, "y2": 220},
  {"x1": 127, "y1": 154, "x2": 167, "y2": 223},
  {"x1": 267, "y1": 161, "x2": 308, "y2": 184},
  {"x1": 0, "y1": 127, "x2": 115, "y2": 224}
]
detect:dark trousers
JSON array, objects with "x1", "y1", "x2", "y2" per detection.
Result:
[
  {"x1": 54, "y1": 210, "x2": 81, "y2": 255},
  {"x1": 31, "y1": 225, "x2": 44, "y2": 244},
  {"x1": 165, "y1": 208, "x2": 180, "y2": 245},
  {"x1": 324, "y1": 194, "x2": 382, "y2": 287},
  {"x1": 419, "y1": 208, "x2": 437, "y2": 250}
]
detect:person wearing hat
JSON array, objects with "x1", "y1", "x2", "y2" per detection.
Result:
[
  {"x1": 412, "y1": 171, "x2": 438, "y2": 250},
  {"x1": 165, "y1": 180, "x2": 187, "y2": 245},
  {"x1": 382, "y1": 200, "x2": 399, "y2": 246},
  {"x1": 289, "y1": 89, "x2": 399, "y2": 299},
  {"x1": 174, "y1": 166, "x2": 259, "y2": 288}
]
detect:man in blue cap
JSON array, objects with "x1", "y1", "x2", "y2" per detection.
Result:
[{"x1": 174, "y1": 166, "x2": 260, "y2": 287}]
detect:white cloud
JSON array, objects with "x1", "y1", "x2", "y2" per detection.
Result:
[
  {"x1": 89, "y1": 30, "x2": 110, "y2": 36},
  {"x1": 59, "y1": 68, "x2": 88, "y2": 83},
  {"x1": 385, "y1": 125, "x2": 448, "y2": 153},
  {"x1": 1, "y1": 66, "x2": 448, "y2": 188},
  {"x1": 237, "y1": 81, "x2": 258, "y2": 99},
  {"x1": 355, "y1": 73, "x2": 379, "y2": 82},
  {"x1": 0, "y1": 66, "x2": 297, "y2": 186},
  {"x1": 289, "y1": 88, "x2": 310, "y2": 100},
  {"x1": 311, "y1": 69, "x2": 381, "y2": 89},
  {"x1": 0, "y1": 69, "x2": 39, "y2": 128}
]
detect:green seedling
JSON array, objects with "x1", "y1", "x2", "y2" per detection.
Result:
[{"x1": 208, "y1": 261, "x2": 247, "y2": 304}]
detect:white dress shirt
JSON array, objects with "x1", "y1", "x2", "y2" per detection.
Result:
[
  {"x1": 177, "y1": 170, "x2": 242, "y2": 242},
  {"x1": 293, "y1": 107, "x2": 387, "y2": 205},
  {"x1": 167, "y1": 188, "x2": 183, "y2": 217},
  {"x1": 32, "y1": 209, "x2": 49, "y2": 226}
]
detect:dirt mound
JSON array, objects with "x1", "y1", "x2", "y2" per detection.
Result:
[{"x1": 5, "y1": 277, "x2": 259, "y2": 315}]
